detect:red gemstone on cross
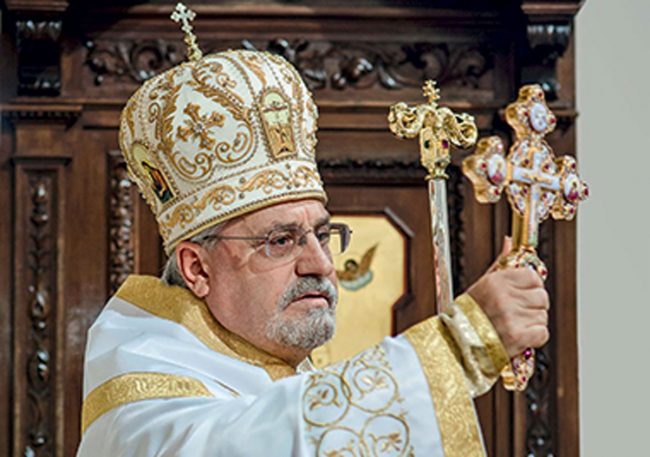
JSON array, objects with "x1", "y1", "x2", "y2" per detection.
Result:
[
  {"x1": 490, "y1": 171, "x2": 505, "y2": 185},
  {"x1": 584, "y1": 185, "x2": 590, "y2": 197},
  {"x1": 441, "y1": 139, "x2": 449, "y2": 149}
]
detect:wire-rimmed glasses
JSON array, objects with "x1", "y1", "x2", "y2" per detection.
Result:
[{"x1": 209, "y1": 223, "x2": 352, "y2": 261}]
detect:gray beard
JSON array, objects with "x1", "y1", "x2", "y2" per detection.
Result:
[{"x1": 265, "y1": 276, "x2": 338, "y2": 350}]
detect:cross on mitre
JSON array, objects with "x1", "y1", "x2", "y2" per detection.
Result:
[
  {"x1": 171, "y1": 3, "x2": 196, "y2": 33},
  {"x1": 171, "y1": 3, "x2": 203, "y2": 62}
]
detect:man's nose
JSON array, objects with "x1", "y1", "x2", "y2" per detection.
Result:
[{"x1": 295, "y1": 233, "x2": 334, "y2": 277}]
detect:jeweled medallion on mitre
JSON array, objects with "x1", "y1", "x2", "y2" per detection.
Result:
[{"x1": 259, "y1": 88, "x2": 296, "y2": 159}]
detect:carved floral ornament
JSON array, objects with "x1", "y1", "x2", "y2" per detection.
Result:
[{"x1": 85, "y1": 38, "x2": 492, "y2": 91}]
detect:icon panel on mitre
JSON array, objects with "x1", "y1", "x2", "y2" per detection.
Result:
[
  {"x1": 259, "y1": 88, "x2": 296, "y2": 160},
  {"x1": 130, "y1": 142, "x2": 175, "y2": 207}
]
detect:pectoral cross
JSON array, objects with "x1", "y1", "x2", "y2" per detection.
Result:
[
  {"x1": 462, "y1": 85, "x2": 588, "y2": 391},
  {"x1": 389, "y1": 81, "x2": 478, "y2": 313},
  {"x1": 171, "y1": 3, "x2": 203, "y2": 62}
]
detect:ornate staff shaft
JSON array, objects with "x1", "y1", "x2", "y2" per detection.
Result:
[
  {"x1": 389, "y1": 81, "x2": 478, "y2": 313},
  {"x1": 463, "y1": 85, "x2": 588, "y2": 391}
]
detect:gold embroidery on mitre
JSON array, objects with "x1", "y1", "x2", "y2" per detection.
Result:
[
  {"x1": 176, "y1": 103, "x2": 226, "y2": 150},
  {"x1": 259, "y1": 88, "x2": 296, "y2": 159},
  {"x1": 237, "y1": 166, "x2": 320, "y2": 194},
  {"x1": 119, "y1": 44, "x2": 327, "y2": 254},
  {"x1": 187, "y1": 62, "x2": 256, "y2": 167},
  {"x1": 239, "y1": 52, "x2": 268, "y2": 86},
  {"x1": 81, "y1": 372, "x2": 213, "y2": 434},
  {"x1": 159, "y1": 166, "x2": 321, "y2": 234}
]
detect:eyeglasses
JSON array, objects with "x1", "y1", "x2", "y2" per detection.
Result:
[{"x1": 208, "y1": 223, "x2": 352, "y2": 261}]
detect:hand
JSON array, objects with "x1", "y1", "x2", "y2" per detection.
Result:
[{"x1": 465, "y1": 238, "x2": 550, "y2": 357}]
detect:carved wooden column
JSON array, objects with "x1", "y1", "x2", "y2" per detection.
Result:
[
  {"x1": 107, "y1": 150, "x2": 136, "y2": 295},
  {"x1": 5, "y1": 105, "x2": 79, "y2": 457}
]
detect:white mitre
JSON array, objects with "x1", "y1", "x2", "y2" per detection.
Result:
[{"x1": 118, "y1": 46, "x2": 326, "y2": 253}]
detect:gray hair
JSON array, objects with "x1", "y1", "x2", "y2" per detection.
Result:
[{"x1": 161, "y1": 222, "x2": 226, "y2": 288}]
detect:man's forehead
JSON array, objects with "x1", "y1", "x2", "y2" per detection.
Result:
[{"x1": 236, "y1": 199, "x2": 329, "y2": 230}]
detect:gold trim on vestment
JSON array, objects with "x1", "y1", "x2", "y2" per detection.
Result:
[
  {"x1": 405, "y1": 317, "x2": 485, "y2": 457},
  {"x1": 456, "y1": 293, "x2": 510, "y2": 373},
  {"x1": 82, "y1": 372, "x2": 213, "y2": 434},
  {"x1": 115, "y1": 275, "x2": 296, "y2": 381}
]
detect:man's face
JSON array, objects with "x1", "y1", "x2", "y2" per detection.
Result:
[{"x1": 203, "y1": 199, "x2": 339, "y2": 365}]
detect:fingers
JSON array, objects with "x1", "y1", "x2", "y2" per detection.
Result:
[
  {"x1": 514, "y1": 287, "x2": 550, "y2": 310},
  {"x1": 516, "y1": 308, "x2": 548, "y2": 326},
  {"x1": 523, "y1": 325, "x2": 550, "y2": 350},
  {"x1": 505, "y1": 325, "x2": 550, "y2": 356},
  {"x1": 499, "y1": 267, "x2": 545, "y2": 289}
]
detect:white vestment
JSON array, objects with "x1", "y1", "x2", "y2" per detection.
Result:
[{"x1": 76, "y1": 276, "x2": 508, "y2": 457}]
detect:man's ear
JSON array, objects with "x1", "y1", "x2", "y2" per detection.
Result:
[{"x1": 175, "y1": 242, "x2": 212, "y2": 298}]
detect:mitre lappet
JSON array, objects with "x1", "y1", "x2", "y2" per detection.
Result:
[{"x1": 119, "y1": 9, "x2": 326, "y2": 254}]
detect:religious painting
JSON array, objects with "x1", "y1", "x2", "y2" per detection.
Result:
[
  {"x1": 311, "y1": 213, "x2": 408, "y2": 368},
  {"x1": 132, "y1": 142, "x2": 174, "y2": 204},
  {"x1": 259, "y1": 89, "x2": 296, "y2": 159}
]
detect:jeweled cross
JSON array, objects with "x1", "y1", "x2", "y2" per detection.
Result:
[
  {"x1": 171, "y1": 3, "x2": 203, "y2": 62},
  {"x1": 462, "y1": 85, "x2": 588, "y2": 391},
  {"x1": 389, "y1": 81, "x2": 478, "y2": 313}
]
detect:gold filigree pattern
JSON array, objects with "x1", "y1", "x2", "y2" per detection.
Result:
[
  {"x1": 240, "y1": 52, "x2": 268, "y2": 86},
  {"x1": 176, "y1": 103, "x2": 225, "y2": 149},
  {"x1": 455, "y1": 294, "x2": 509, "y2": 374},
  {"x1": 81, "y1": 372, "x2": 213, "y2": 434},
  {"x1": 159, "y1": 165, "x2": 320, "y2": 235},
  {"x1": 405, "y1": 317, "x2": 485, "y2": 456},
  {"x1": 160, "y1": 184, "x2": 238, "y2": 234},
  {"x1": 191, "y1": 62, "x2": 246, "y2": 115},
  {"x1": 118, "y1": 47, "x2": 326, "y2": 254},
  {"x1": 238, "y1": 166, "x2": 321, "y2": 194},
  {"x1": 303, "y1": 347, "x2": 413, "y2": 457}
]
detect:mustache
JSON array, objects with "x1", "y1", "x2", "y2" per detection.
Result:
[{"x1": 278, "y1": 276, "x2": 338, "y2": 310}]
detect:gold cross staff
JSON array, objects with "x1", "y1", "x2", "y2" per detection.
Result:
[
  {"x1": 462, "y1": 85, "x2": 588, "y2": 391},
  {"x1": 171, "y1": 2, "x2": 203, "y2": 62},
  {"x1": 389, "y1": 81, "x2": 478, "y2": 313}
]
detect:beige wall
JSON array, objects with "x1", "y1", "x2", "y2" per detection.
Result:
[{"x1": 577, "y1": 1, "x2": 650, "y2": 454}]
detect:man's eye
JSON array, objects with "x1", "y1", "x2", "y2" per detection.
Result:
[
  {"x1": 269, "y1": 234, "x2": 294, "y2": 246},
  {"x1": 316, "y1": 230, "x2": 331, "y2": 243}
]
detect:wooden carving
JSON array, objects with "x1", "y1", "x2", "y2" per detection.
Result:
[
  {"x1": 84, "y1": 38, "x2": 492, "y2": 93},
  {"x1": 108, "y1": 151, "x2": 135, "y2": 295},
  {"x1": 16, "y1": 20, "x2": 63, "y2": 96},
  {"x1": 24, "y1": 174, "x2": 56, "y2": 457}
]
